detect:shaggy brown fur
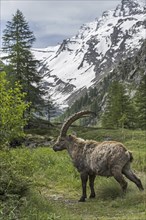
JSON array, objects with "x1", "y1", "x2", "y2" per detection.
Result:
[{"x1": 53, "y1": 111, "x2": 144, "y2": 202}]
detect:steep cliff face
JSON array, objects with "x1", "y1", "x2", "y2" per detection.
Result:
[
  {"x1": 109, "y1": 39, "x2": 146, "y2": 85},
  {"x1": 32, "y1": 0, "x2": 145, "y2": 109},
  {"x1": 65, "y1": 40, "x2": 146, "y2": 119}
]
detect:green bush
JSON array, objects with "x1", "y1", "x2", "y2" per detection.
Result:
[{"x1": 0, "y1": 71, "x2": 29, "y2": 148}]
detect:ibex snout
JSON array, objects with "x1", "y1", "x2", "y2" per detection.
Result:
[{"x1": 53, "y1": 137, "x2": 67, "y2": 151}]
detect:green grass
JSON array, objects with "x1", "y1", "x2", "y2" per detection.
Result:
[{"x1": 0, "y1": 128, "x2": 146, "y2": 219}]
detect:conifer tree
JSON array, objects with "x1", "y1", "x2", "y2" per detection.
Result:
[
  {"x1": 135, "y1": 75, "x2": 146, "y2": 130},
  {"x1": 2, "y1": 10, "x2": 35, "y2": 79},
  {"x1": 102, "y1": 81, "x2": 135, "y2": 129},
  {"x1": 2, "y1": 9, "x2": 45, "y2": 116}
]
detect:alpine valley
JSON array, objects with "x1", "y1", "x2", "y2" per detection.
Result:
[
  {"x1": 3, "y1": 0, "x2": 146, "y2": 112},
  {"x1": 32, "y1": 0, "x2": 146, "y2": 112}
]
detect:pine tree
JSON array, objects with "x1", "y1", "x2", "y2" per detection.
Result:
[
  {"x1": 135, "y1": 75, "x2": 146, "y2": 130},
  {"x1": 91, "y1": 99, "x2": 100, "y2": 115},
  {"x1": 2, "y1": 9, "x2": 45, "y2": 116},
  {"x1": 2, "y1": 10, "x2": 35, "y2": 79},
  {"x1": 22, "y1": 50, "x2": 45, "y2": 111},
  {"x1": 102, "y1": 81, "x2": 135, "y2": 129}
]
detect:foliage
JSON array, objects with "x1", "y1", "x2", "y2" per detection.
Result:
[
  {"x1": 135, "y1": 75, "x2": 146, "y2": 130},
  {"x1": 0, "y1": 71, "x2": 29, "y2": 147},
  {"x1": 2, "y1": 9, "x2": 35, "y2": 78},
  {"x1": 59, "y1": 87, "x2": 101, "y2": 126},
  {"x1": 61, "y1": 40, "x2": 146, "y2": 128},
  {"x1": 102, "y1": 81, "x2": 136, "y2": 129},
  {"x1": 2, "y1": 9, "x2": 46, "y2": 116}
]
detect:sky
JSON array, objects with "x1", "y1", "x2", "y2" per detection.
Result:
[{"x1": 0, "y1": 0, "x2": 125, "y2": 48}]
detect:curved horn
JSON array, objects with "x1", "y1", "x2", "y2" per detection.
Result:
[{"x1": 60, "y1": 110, "x2": 96, "y2": 137}]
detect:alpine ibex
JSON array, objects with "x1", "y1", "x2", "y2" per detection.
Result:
[{"x1": 53, "y1": 111, "x2": 144, "y2": 202}]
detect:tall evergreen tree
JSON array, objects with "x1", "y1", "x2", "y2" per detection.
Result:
[
  {"x1": 135, "y1": 75, "x2": 146, "y2": 130},
  {"x1": 102, "y1": 81, "x2": 135, "y2": 129},
  {"x1": 2, "y1": 10, "x2": 35, "y2": 79},
  {"x1": 2, "y1": 9, "x2": 45, "y2": 115}
]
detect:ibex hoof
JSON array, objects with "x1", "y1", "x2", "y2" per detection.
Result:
[
  {"x1": 89, "y1": 193, "x2": 96, "y2": 199},
  {"x1": 78, "y1": 197, "x2": 86, "y2": 202}
]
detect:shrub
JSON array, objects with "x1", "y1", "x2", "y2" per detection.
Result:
[{"x1": 0, "y1": 71, "x2": 29, "y2": 148}]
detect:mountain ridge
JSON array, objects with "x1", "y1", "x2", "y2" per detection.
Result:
[
  {"x1": 63, "y1": 39, "x2": 146, "y2": 122},
  {"x1": 1, "y1": 0, "x2": 146, "y2": 111},
  {"x1": 32, "y1": 0, "x2": 145, "y2": 110}
]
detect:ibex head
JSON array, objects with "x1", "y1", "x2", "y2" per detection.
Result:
[{"x1": 53, "y1": 110, "x2": 95, "y2": 152}]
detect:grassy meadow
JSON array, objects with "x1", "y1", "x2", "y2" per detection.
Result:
[{"x1": 0, "y1": 127, "x2": 146, "y2": 220}]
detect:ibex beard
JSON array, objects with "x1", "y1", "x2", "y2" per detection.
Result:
[{"x1": 53, "y1": 111, "x2": 144, "y2": 202}]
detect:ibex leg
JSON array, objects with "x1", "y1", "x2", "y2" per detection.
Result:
[
  {"x1": 123, "y1": 168, "x2": 144, "y2": 191},
  {"x1": 112, "y1": 167, "x2": 128, "y2": 193},
  {"x1": 79, "y1": 173, "x2": 88, "y2": 202},
  {"x1": 89, "y1": 174, "x2": 96, "y2": 198}
]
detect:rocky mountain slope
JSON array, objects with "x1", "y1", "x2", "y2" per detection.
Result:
[
  {"x1": 2, "y1": 0, "x2": 145, "y2": 111},
  {"x1": 69, "y1": 39, "x2": 146, "y2": 115},
  {"x1": 37, "y1": 0, "x2": 145, "y2": 110}
]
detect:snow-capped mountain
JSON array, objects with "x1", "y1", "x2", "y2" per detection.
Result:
[{"x1": 27, "y1": 0, "x2": 146, "y2": 109}]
